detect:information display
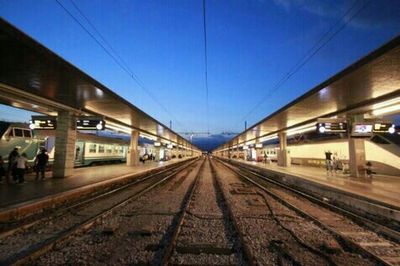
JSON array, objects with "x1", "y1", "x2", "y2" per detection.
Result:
[
  {"x1": 373, "y1": 123, "x2": 396, "y2": 133},
  {"x1": 351, "y1": 123, "x2": 373, "y2": 137},
  {"x1": 76, "y1": 117, "x2": 105, "y2": 130},
  {"x1": 316, "y1": 122, "x2": 347, "y2": 133},
  {"x1": 30, "y1": 116, "x2": 57, "y2": 130}
]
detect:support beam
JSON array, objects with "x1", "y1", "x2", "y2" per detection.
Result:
[
  {"x1": 348, "y1": 115, "x2": 366, "y2": 177},
  {"x1": 53, "y1": 111, "x2": 76, "y2": 178},
  {"x1": 278, "y1": 132, "x2": 290, "y2": 167},
  {"x1": 127, "y1": 130, "x2": 139, "y2": 166}
]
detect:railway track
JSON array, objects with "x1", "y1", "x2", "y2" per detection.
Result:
[
  {"x1": 162, "y1": 157, "x2": 251, "y2": 265},
  {"x1": 217, "y1": 158, "x2": 400, "y2": 266},
  {"x1": 0, "y1": 159, "x2": 198, "y2": 265}
]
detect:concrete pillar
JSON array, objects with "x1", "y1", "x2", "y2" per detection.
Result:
[
  {"x1": 53, "y1": 111, "x2": 77, "y2": 178},
  {"x1": 127, "y1": 130, "x2": 139, "y2": 166},
  {"x1": 278, "y1": 132, "x2": 290, "y2": 167},
  {"x1": 348, "y1": 115, "x2": 366, "y2": 177}
]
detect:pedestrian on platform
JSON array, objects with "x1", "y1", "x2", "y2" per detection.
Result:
[
  {"x1": 0, "y1": 156, "x2": 5, "y2": 183},
  {"x1": 7, "y1": 147, "x2": 19, "y2": 183},
  {"x1": 16, "y1": 153, "x2": 28, "y2": 184},
  {"x1": 263, "y1": 151, "x2": 268, "y2": 164},
  {"x1": 35, "y1": 148, "x2": 49, "y2": 180},
  {"x1": 366, "y1": 161, "x2": 373, "y2": 178},
  {"x1": 324, "y1": 150, "x2": 333, "y2": 173}
]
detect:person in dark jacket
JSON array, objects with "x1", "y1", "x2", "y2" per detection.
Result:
[
  {"x1": 35, "y1": 148, "x2": 49, "y2": 180},
  {"x1": 7, "y1": 148, "x2": 19, "y2": 183},
  {"x1": 0, "y1": 155, "x2": 5, "y2": 183}
]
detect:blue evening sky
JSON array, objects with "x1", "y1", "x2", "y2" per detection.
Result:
[{"x1": 1, "y1": 0, "x2": 399, "y2": 138}]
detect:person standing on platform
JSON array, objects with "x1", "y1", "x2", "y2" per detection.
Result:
[
  {"x1": 35, "y1": 148, "x2": 49, "y2": 180},
  {"x1": 7, "y1": 147, "x2": 19, "y2": 183},
  {"x1": 16, "y1": 153, "x2": 28, "y2": 184},
  {"x1": 324, "y1": 150, "x2": 333, "y2": 173},
  {"x1": 0, "y1": 156, "x2": 5, "y2": 183}
]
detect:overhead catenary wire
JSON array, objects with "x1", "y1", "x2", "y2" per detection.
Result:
[
  {"x1": 202, "y1": 0, "x2": 210, "y2": 134},
  {"x1": 237, "y1": 0, "x2": 371, "y2": 128},
  {"x1": 55, "y1": 0, "x2": 185, "y2": 129}
]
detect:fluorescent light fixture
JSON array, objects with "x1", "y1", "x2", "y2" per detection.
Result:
[
  {"x1": 258, "y1": 134, "x2": 278, "y2": 143},
  {"x1": 243, "y1": 145, "x2": 249, "y2": 150},
  {"x1": 105, "y1": 122, "x2": 132, "y2": 134},
  {"x1": 286, "y1": 123, "x2": 316, "y2": 137},
  {"x1": 372, "y1": 104, "x2": 400, "y2": 116},
  {"x1": 373, "y1": 97, "x2": 400, "y2": 109},
  {"x1": 154, "y1": 142, "x2": 161, "y2": 147}
]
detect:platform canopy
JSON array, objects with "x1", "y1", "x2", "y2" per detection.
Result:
[
  {"x1": 214, "y1": 35, "x2": 400, "y2": 151},
  {"x1": 0, "y1": 18, "x2": 199, "y2": 151}
]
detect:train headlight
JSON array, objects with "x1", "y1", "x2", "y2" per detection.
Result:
[
  {"x1": 29, "y1": 123, "x2": 35, "y2": 130},
  {"x1": 96, "y1": 123, "x2": 103, "y2": 130},
  {"x1": 389, "y1": 125, "x2": 395, "y2": 134},
  {"x1": 318, "y1": 126, "x2": 326, "y2": 133}
]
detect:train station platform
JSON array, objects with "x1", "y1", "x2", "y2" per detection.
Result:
[
  {"x1": 0, "y1": 157, "x2": 195, "y2": 222},
  {"x1": 220, "y1": 157, "x2": 400, "y2": 224}
]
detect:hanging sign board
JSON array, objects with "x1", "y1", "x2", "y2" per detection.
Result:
[
  {"x1": 351, "y1": 123, "x2": 373, "y2": 137},
  {"x1": 30, "y1": 116, "x2": 57, "y2": 130},
  {"x1": 76, "y1": 117, "x2": 105, "y2": 130},
  {"x1": 373, "y1": 123, "x2": 395, "y2": 133},
  {"x1": 316, "y1": 118, "x2": 347, "y2": 133}
]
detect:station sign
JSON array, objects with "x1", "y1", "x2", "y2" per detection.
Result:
[
  {"x1": 351, "y1": 123, "x2": 373, "y2": 137},
  {"x1": 373, "y1": 123, "x2": 396, "y2": 134},
  {"x1": 316, "y1": 120, "x2": 347, "y2": 133},
  {"x1": 76, "y1": 117, "x2": 105, "y2": 130},
  {"x1": 29, "y1": 116, "x2": 57, "y2": 130}
]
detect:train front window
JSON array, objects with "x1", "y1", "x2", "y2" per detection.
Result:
[
  {"x1": 14, "y1": 128, "x2": 23, "y2": 137},
  {"x1": 23, "y1": 130, "x2": 32, "y2": 138}
]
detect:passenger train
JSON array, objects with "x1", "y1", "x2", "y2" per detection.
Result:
[
  {"x1": 242, "y1": 132, "x2": 400, "y2": 176},
  {"x1": 0, "y1": 121, "x2": 158, "y2": 168}
]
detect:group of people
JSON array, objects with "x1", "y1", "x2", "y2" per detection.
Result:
[
  {"x1": 139, "y1": 153, "x2": 155, "y2": 164},
  {"x1": 0, "y1": 147, "x2": 49, "y2": 184},
  {"x1": 325, "y1": 150, "x2": 373, "y2": 177},
  {"x1": 324, "y1": 151, "x2": 343, "y2": 174}
]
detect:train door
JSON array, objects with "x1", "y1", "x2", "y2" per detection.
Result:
[{"x1": 75, "y1": 141, "x2": 85, "y2": 165}]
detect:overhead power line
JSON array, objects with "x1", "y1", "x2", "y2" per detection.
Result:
[
  {"x1": 55, "y1": 0, "x2": 185, "y2": 129},
  {"x1": 202, "y1": 0, "x2": 210, "y2": 134},
  {"x1": 237, "y1": 0, "x2": 371, "y2": 127}
]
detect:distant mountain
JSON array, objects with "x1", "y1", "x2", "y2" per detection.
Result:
[{"x1": 191, "y1": 134, "x2": 233, "y2": 152}]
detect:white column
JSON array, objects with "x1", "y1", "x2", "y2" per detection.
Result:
[
  {"x1": 278, "y1": 132, "x2": 290, "y2": 167},
  {"x1": 53, "y1": 111, "x2": 77, "y2": 178},
  {"x1": 348, "y1": 115, "x2": 366, "y2": 177},
  {"x1": 127, "y1": 130, "x2": 139, "y2": 166}
]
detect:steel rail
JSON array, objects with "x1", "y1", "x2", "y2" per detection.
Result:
[
  {"x1": 161, "y1": 158, "x2": 206, "y2": 265},
  {"x1": 0, "y1": 159, "x2": 195, "y2": 240},
  {"x1": 209, "y1": 159, "x2": 254, "y2": 266},
  {"x1": 2, "y1": 159, "x2": 198, "y2": 265},
  {"x1": 216, "y1": 158, "x2": 396, "y2": 266}
]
